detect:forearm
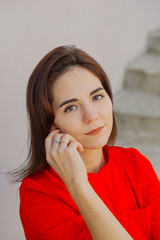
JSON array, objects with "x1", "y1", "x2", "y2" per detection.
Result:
[{"x1": 69, "y1": 181, "x2": 133, "y2": 240}]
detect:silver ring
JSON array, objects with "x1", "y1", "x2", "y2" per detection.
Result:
[{"x1": 53, "y1": 140, "x2": 60, "y2": 143}]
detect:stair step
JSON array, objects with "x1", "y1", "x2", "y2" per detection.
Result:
[
  {"x1": 114, "y1": 89, "x2": 160, "y2": 134},
  {"x1": 124, "y1": 53, "x2": 160, "y2": 94},
  {"x1": 114, "y1": 28, "x2": 160, "y2": 179},
  {"x1": 148, "y1": 28, "x2": 160, "y2": 55}
]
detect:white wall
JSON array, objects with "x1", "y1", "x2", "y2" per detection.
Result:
[{"x1": 0, "y1": 0, "x2": 160, "y2": 239}]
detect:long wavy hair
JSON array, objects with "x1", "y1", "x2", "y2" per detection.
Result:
[{"x1": 10, "y1": 45, "x2": 117, "y2": 182}]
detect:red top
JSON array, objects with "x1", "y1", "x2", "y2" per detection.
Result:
[{"x1": 20, "y1": 146, "x2": 160, "y2": 240}]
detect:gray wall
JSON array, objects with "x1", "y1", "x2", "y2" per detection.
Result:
[{"x1": 1, "y1": 0, "x2": 160, "y2": 239}]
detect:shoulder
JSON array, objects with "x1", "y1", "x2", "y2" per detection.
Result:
[
  {"x1": 105, "y1": 145, "x2": 159, "y2": 187},
  {"x1": 105, "y1": 145, "x2": 160, "y2": 204},
  {"x1": 106, "y1": 145, "x2": 152, "y2": 168},
  {"x1": 20, "y1": 167, "x2": 66, "y2": 202},
  {"x1": 20, "y1": 168, "x2": 51, "y2": 193},
  {"x1": 19, "y1": 167, "x2": 73, "y2": 220},
  {"x1": 104, "y1": 145, "x2": 157, "y2": 182},
  {"x1": 106, "y1": 144, "x2": 146, "y2": 159}
]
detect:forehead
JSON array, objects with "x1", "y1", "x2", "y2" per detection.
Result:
[{"x1": 52, "y1": 66, "x2": 103, "y2": 100}]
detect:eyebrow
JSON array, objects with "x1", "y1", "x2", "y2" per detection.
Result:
[{"x1": 58, "y1": 87, "x2": 104, "y2": 108}]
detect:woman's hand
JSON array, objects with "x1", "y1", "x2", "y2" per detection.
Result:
[{"x1": 45, "y1": 129, "x2": 88, "y2": 193}]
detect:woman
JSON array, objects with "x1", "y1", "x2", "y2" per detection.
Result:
[{"x1": 19, "y1": 45, "x2": 160, "y2": 240}]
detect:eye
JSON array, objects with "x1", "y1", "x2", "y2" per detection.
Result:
[
  {"x1": 92, "y1": 94, "x2": 104, "y2": 102},
  {"x1": 64, "y1": 105, "x2": 77, "y2": 112}
]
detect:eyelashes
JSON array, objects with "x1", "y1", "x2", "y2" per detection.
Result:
[
  {"x1": 64, "y1": 94, "x2": 104, "y2": 113},
  {"x1": 92, "y1": 94, "x2": 104, "y2": 102},
  {"x1": 65, "y1": 105, "x2": 77, "y2": 112}
]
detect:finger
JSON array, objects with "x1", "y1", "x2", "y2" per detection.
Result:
[
  {"x1": 45, "y1": 129, "x2": 60, "y2": 155},
  {"x1": 58, "y1": 139, "x2": 70, "y2": 152},
  {"x1": 67, "y1": 140, "x2": 84, "y2": 152},
  {"x1": 58, "y1": 134, "x2": 84, "y2": 152},
  {"x1": 47, "y1": 128, "x2": 61, "y2": 144},
  {"x1": 47, "y1": 128, "x2": 60, "y2": 139},
  {"x1": 59, "y1": 140, "x2": 69, "y2": 148},
  {"x1": 52, "y1": 133, "x2": 63, "y2": 152}
]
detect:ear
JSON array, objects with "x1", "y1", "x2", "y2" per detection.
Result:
[{"x1": 49, "y1": 124, "x2": 60, "y2": 133}]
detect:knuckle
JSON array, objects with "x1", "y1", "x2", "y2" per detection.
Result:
[
  {"x1": 50, "y1": 150, "x2": 56, "y2": 159},
  {"x1": 54, "y1": 132, "x2": 59, "y2": 137},
  {"x1": 58, "y1": 148, "x2": 63, "y2": 155},
  {"x1": 66, "y1": 147, "x2": 72, "y2": 155},
  {"x1": 64, "y1": 133, "x2": 70, "y2": 139},
  {"x1": 71, "y1": 140, "x2": 77, "y2": 146},
  {"x1": 54, "y1": 133, "x2": 59, "y2": 139},
  {"x1": 61, "y1": 134, "x2": 67, "y2": 139}
]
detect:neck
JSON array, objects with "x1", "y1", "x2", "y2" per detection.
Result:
[{"x1": 79, "y1": 147, "x2": 105, "y2": 173}]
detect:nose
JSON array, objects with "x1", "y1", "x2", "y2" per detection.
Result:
[{"x1": 82, "y1": 103, "x2": 99, "y2": 123}]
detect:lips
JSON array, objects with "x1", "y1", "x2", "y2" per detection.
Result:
[{"x1": 85, "y1": 126, "x2": 104, "y2": 135}]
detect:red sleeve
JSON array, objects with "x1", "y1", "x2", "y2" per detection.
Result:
[
  {"x1": 19, "y1": 174, "x2": 92, "y2": 240},
  {"x1": 126, "y1": 148, "x2": 160, "y2": 240},
  {"x1": 141, "y1": 152, "x2": 160, "y2": 240}
]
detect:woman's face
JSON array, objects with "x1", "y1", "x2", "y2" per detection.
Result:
[{"x1": 51, "y1": 66, "x2": 113, "y2": 149}]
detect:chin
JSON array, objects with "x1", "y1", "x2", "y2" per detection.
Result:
[{"x1": 82, "y1": 137, "x2": 109, "y2": 149}]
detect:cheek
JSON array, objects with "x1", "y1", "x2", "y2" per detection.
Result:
[
  {"x1": 54, "y1": 115, "x2": 79, "y2": 135},
  {"x1": 108, "y1": 106, "x2": 113, "y2": 130},
  {"x1": 103, "y1": 99, "x2": 113, "y2": 118},
  {"x1": 109, "y1": 108, "x2": 113, "y2": 127},
  {"x1": 54, "y1": 115, "x2": 65, "y2": 131},
  {"x1": 109, "y1": 106, "x2": 113, "y2": 120}
]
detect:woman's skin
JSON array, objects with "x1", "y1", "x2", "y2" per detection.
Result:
[{"x1": 45, "y1": 66, "x2": 133, "y2": 240}]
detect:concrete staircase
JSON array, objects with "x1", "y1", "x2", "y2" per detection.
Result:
[{"x1": 114, "y1": 28, "x2": 160, "y2": 179}]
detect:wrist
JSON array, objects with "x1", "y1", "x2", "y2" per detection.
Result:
[{"x1": 68, "y1": 178, "x2": 90, "y2": 197}]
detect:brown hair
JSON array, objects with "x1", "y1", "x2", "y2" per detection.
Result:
[{"x1": 11, "y1": 45, "x2": 117, "y2": 182}]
